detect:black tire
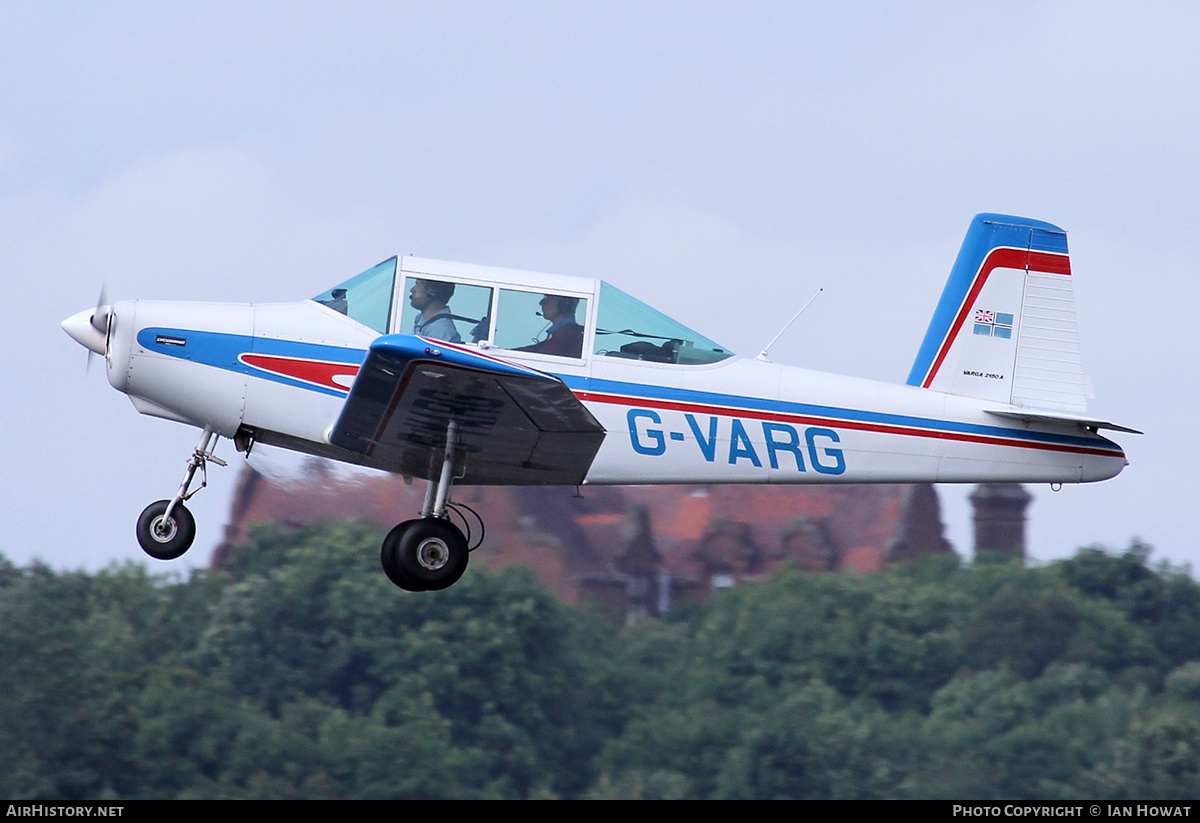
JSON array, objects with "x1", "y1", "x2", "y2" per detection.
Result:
[
  {"x1": 381, "y1": 520, "x2": 425, "y2": 591},
  {"x1": 136, "y1": 500, "x2": 196, "y2": 560},
  {"x1": 394, "y1": 518, "x2": 469, "y2": 591}
]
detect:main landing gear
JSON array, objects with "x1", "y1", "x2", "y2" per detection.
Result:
[
  {"x1": 136, "y1": 428, "x2": 226, "y2": 560},
  {"x1": 380, "y1": 421, "x2": 481, "y2": 592}
]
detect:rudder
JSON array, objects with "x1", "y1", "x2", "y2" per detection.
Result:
[{"x1": 907, "y1": 213, "x2": 1088, "y2": 412}]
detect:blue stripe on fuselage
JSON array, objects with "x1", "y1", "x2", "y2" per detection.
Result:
[
  {"x1": 136, "y1": 327, "x2": 367, "y2": 397},
  {"x1": 560, "y1": 374, "x2": 1121, "y2": 456}
]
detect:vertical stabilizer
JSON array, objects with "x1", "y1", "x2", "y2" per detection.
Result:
[{"x1": 907, "y1": 214, "x2": 1088, "y2": 412}]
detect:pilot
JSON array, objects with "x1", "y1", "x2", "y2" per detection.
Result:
[
  {"x1": 519, "y1": 294, "x2": 584, "y2": 358},
  {"x1": 409, "y1": 279, "x2": 462, "y2": 343}
]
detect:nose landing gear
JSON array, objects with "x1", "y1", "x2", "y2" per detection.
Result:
[{"x1": 136, "y1": 428, "x2": 226, "y2": 561}]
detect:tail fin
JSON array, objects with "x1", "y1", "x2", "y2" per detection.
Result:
[{"x1": 907, "y1": 213, "x2": 1088, "y2": 412}]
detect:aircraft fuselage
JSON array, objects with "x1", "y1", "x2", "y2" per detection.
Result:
[{"x1": 67, "y1": 291, "x2": 1125, "y2": 489}]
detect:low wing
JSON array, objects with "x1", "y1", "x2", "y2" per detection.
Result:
[{"x1": 329, "y1": 335, "x2": 606, "y2": 484}]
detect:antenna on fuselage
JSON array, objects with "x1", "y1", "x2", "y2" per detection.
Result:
[{"x1": 756, "y1": 288, "x2": 823, "y2": 362}]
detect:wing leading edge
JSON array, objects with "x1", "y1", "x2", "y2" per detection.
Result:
[{"x1": 329, "y1": 336, "x2": 606, "y2": 484}]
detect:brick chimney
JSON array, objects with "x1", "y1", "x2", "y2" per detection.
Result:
[{"x1": 969, "y1": 483, "x2": 1032, "y2": 558}]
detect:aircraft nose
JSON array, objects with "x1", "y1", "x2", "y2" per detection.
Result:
[{"x1": 62, "y1": 307, "x2": 107, "y2": 355}]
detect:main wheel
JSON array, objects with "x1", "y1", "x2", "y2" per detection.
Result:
[
  {"x1": 394, "y1": 518, "x2": 469, "y2": 591},
  {"x1": 381, "y1": 520, "x2": 424, "y2": 591},
  {"x1": 136, "y1": 500, "x2": 196, "y2": 560}
]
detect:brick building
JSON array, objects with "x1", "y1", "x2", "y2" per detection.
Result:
[{"x1": 215, "y1": 460, "x2": 967, "y2": 619}]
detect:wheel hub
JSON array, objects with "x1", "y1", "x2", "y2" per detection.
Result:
[
  {"x1": 152, "y1": 516, "x2": 177, "y2": 542},
  {"x1": 415, "y1": 537, "x2": 450, "y2": 571}
]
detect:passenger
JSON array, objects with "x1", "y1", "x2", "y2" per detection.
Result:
[
  {"x1": 409, "y1": 280, "x2": 462, "y2": 343},
  {"x1": 519, "y1": 294, "x2": 584, "y2": 358}
]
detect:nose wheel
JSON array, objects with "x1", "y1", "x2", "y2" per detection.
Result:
[
  {"x1": 135, "y1": 428, "x2": 225, "y2": 561},
  {"x1": 136, "y1": 500, "x2": 196, "y2": 560}
]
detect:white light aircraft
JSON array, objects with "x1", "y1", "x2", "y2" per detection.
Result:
[{"x1": 63, "y1": 214, "x2": 1137, "y2": 591}]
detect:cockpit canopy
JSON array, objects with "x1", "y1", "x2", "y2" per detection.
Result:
[{"x1": 312, "y1": 256, "x2": 733, "y2": 365}]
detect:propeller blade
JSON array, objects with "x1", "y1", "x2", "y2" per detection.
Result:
[
  {"x1": 63, "y1": 284, "x2": 112, "y2": 375},
  {"x1": 90, "y1": 284, "x2": 110, "y2": 334}
]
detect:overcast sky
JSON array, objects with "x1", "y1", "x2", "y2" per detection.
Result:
[{"x1": 3, "y1": 2, "x2": 1195, "y2": 574}]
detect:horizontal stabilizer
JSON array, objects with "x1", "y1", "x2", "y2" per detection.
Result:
[{"x1": 984, "y1": 407, "x2": 1142, "y2": 435}]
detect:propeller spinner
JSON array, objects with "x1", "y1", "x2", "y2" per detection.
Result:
[{"x1": 62, "y1": 286, "x2": 113, "y2": 372}]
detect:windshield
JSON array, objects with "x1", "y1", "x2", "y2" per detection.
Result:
[
  {"x1": 594, "y1": 282, "x2": 732, "y2": 364},
  {"x1": 312, "y1": 257, "x2": 397, "y2": 334}
]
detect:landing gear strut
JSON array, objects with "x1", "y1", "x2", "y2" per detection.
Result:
[
  {"x1": 136, "y1": 428, "x2": 225, "y2": 560},
  {"x1": 381, "y1": 421, "x2": 476, "y2": 592}
]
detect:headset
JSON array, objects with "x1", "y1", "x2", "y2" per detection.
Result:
[{"x1": 422, "y1": 280, "x2": 456, "y2": 304}]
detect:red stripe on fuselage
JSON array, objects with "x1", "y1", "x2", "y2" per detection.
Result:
[{"x1": 240, "y1": 354, "x2": 360, "y2": 393}]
